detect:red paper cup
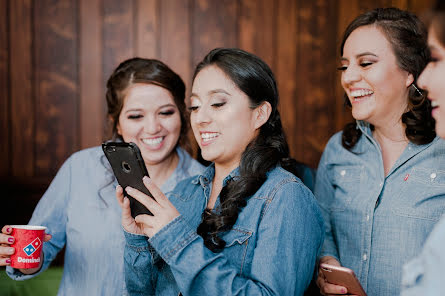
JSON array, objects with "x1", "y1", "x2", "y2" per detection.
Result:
[{"x1": 10, "y1": 225, "x2": 46, "y2": 269}]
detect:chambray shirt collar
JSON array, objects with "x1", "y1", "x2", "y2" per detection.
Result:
[
  {"x1": 356, "y1": 120, "x2": 439, "y2": 178},
  {"x1": 191, "y1": 163, "x2": 240, "y2": 188}
]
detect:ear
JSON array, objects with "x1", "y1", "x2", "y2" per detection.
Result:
[
  {"x1": 405, "y1": 72, "x2": 414, "y2": 87},
  {"x1": 253, "y1": 101, "x2": 272, "y2": 130},
  {"x1": 109, "y1": 115, "x2": 122, "y2": 136}
]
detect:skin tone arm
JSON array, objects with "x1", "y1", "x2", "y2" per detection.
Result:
[{"x1": 0, "y1": 225, "x2": 52, "y2": 274}]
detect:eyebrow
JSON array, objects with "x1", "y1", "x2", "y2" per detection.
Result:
[
  {"x1": 341, "y1": 52, "x2": 378, "y2": 61},
  {"x1": 191, "y1": 89, "x2": 231, "y2": 98}
]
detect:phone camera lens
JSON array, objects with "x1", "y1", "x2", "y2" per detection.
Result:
[{"x1": 106, "y1": 146, "x2": 116, "y2": 153}]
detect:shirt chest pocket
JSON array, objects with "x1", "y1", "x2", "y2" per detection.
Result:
[
  {"x1": 221, "y1": 227, "x2": 253, "y2": 274},
  {"x1": 393, "y1": 168, "x2": 445, "y2": 221},
  {"x1": 330, "y1": 165, "x2": 363, "y2": 211}
]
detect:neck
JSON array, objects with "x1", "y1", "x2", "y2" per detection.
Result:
[
  {"x1": 372, "y1": 119, "x2": 408, "y2": 146},
  {"x1": 146, "y1": 150, "x2": 179, "y2": 188}
]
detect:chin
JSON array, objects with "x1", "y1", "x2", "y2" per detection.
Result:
[{"x1": 436, "y1": 122, "x2": 445, "y2": 139}]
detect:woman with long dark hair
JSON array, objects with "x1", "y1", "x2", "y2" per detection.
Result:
[
  {"x1": 401, "y1": 1, "x2": 445, "y2": 294},
  {"x1": 315, "y1": 7, "x2": 445, "y2": 296},
  {"x1": 118, "y1": 48, "x2": 324, "y2": 295}
]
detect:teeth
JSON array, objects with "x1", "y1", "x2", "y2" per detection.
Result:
[
  {"x1": 142, "y1": 137, "x2": 163, "y2": 145},
  {"x1": 201, "y1": 133, "x2": 219, "y2": 142},
  {"x1": 431, "y1": 101, "x2": 439, "y2": 108},
  {"x1": 350, "y1": 89, "x2": 374, "y2": 98}
]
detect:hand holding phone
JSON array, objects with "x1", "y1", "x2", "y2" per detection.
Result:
[
  {"x1": 102, "y1": 142, "x2": 153, "y2": 218},
  {"x1": 319, "y1": 263, "x2": 367, "y2": 296}
]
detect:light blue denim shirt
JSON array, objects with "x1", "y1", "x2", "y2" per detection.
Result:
[
  {"x1": 124, "y1": 164, "x2": 324, "y2": 295},
  {"x1": 315, "y1": 121, "x2": 445, "y2": 296},
  {"x1": 6, "y1": 146, "x2": 204, "y2": 296},
  {"x1": 401, "y1": 213, "x2": 445, "y2": 296}
]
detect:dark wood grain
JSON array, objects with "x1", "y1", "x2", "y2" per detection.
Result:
[
  {"x1": 191, "y1": 0, "x2": 238, "y2": 68},
  {"x1": 10, "y1": 0, "x2": 34, "y2": 177},
  {"x1": 103, "y1": 0, "x2": 134, "y2": 84},
  {"x1": 238, "y1": 0, "x2": 276, "y2": 70},
  {"x1": 0, "y1": 0, "x2": 10, "y2": 176},
  {"x1": 136, "y1": 0, "x2": 159, "y2": 59},
  {"x1": 80, "y1": 0, "x2": 103, "y2": 148},
  {"x1": 34, "y1": 0, "x2": 78, "y2": 176},
  {"x1": 295, "y1": 0, "x2": 339, "y2": 166},
  {"x1": 160, "y1": 0, "x2": 192, "y2": 92},
  {"x1": 275, "y1": 0, "x2": 298, "y2": 160}
]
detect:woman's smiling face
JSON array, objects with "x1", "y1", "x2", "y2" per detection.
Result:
[
  {"x1": 340, "y1": 25, "x2": 413, "y2": 127},
  {"x1": 117, "y1": 83, "x2": 181, "y2": 167},
  {"x1": 189, "y1": 65, "x2": 261, "y2": 170}
]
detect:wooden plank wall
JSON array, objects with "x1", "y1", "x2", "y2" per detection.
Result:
[{"x1": 0, "y1": 0, "x2": 434, "y2": 222}]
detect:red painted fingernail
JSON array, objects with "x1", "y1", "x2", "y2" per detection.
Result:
[
  {"x1": 341, "y1": 288, "x2": 347, "y2": 293},
  {"x1": 6, "y1": 259, "x2": 11, "y2": 264},
  {"x1": 8, "y1": 237, "x2": 14, "y2": 243},
  {"x1": 6, "y1": 227, "x2": 11, "y2": 232}
]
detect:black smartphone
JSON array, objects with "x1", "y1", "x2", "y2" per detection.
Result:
[{"x1": 102, "y1": 142, "x2": 153, "y2": 218}]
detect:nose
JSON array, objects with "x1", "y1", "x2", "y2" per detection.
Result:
[
  {"x1": 192, "y1": 105, "x2": 211, "y2": 126},
  {"x1": 342, "y1": 64, "x2": 361, "y2": 86},
  {"x1": 417, "y1": 65, "x2": 430, "y2": 91},
  {"x1": 144, "y1": 115, "x2": 162, "y2": 134}
]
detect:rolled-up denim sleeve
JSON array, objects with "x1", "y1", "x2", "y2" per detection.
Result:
[
  {"x1": 6, "y1": 156, "x2": 72, "y2": 280},
  {"x1": 124, "y1": 230, "x2": 156, "y2": 296},
  {"x1": 314, "y1": 150, "x2": 340, "y2": 261},
  {"x1": 149, "y1": 181, "x2": 324, "y2": 295}
]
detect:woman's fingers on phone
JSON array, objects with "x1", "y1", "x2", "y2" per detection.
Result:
[
  {"x1": 115, "y1": 185, "x2": 125, "y2": 208},
  {"x1": 322, "y1": 282, "x2": 348, "y2": 295},
  {"x1": 142, "y1": 176, "x2": 169, "y2": 206},
  {"x1": 125, "y1": 186, "x2": 162, "y2": 215}
]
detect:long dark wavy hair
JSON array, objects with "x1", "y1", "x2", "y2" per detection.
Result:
[
  {"x1": 194, "y1": 48, "x2": 298, "y2": 252},
  {"x1": 340, "y1": 7, "x2": 435, "y2": 150},
  {"x1": 105, "y1": 57, "x2": 188, "y2": 149}
]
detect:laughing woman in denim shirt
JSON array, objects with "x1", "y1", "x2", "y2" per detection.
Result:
[
  {"x1": 315, "y1": 8, "x2": 445, "y2": 296},
  {"x1": 0, "y1": 58, "x2": 204, "y2": 295},
  {"x1": 401, "y1": 1, "x2": 445, "y2": 295},
  {"x1": 117, "y1": 48, "x2": 324, "y2": 295}
]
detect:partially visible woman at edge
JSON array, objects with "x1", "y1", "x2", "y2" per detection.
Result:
[
  {"x1": 315, "y1": 7, "x2": 445, "y2": 296},
  {"x1": 401, "y1": 1, "x2": 445, "y2": 295},
  {"x1": 0, "y1": 58, "x2": 204, "y2": 295},
  {"x1": 117, "y1": 48, "x2": 324, "y2": 295}
]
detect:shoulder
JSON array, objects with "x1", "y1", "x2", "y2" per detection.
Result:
[
  {"x1": 259, "y1": 167, "x2": 324, "y2": 226},
  {"x1": 263, "y1": 167, "x2": 316, "y2": 204},
  {"x1": 61, "y1": 146, "x2": 109, "y2": 176}
]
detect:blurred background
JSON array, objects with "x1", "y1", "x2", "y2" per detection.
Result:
[{"x1": 0, "y1": 0, "x2": 434, "y2": 241}]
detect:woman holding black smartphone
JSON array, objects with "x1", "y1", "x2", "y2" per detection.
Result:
[
  {"x1": 117, "y1": 48, "x2": 324, "y2": 295},
  {"x1": 0, "y1": 58, "x2": 204, "y2": 295}
]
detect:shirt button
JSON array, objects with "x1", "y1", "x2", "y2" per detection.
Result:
[
  {"x1": 366, "y1": 215, "x2": 370, "y2": 221},
  {"x1": 408, "y1": 146, "x2": 412, "y2": 150},
  {"x1": 340, "y1": 170, "x2": 346, "y2": 176},
  {"x1": 431, "y1": 173, "x2": 437, "y2": 179},
  {"x1": 379, "y1": 182, "x2": 383, "y2": 187},
  {"x1": 363, "y1": 253, "x2": 367, "y2": 261}
]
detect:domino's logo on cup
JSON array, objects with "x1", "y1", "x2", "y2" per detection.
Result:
[
  {"x1": 10, "y1": 225, "x2": 47, "y2": 269},
  {"x1": 23, "y1": 237, "x2": 42, "y2": 256}
]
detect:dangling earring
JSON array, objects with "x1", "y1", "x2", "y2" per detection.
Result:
[{"x1": 411, "y1": 83, "x2": 423, "y2": 97}]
